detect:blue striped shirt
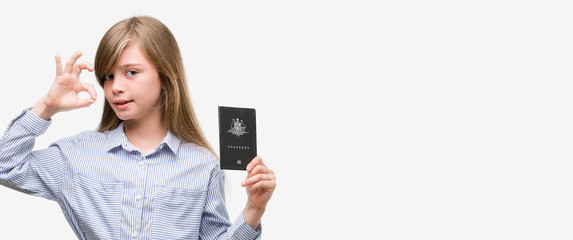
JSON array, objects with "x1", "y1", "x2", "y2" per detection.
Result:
[{"x1": 0, "y1": 110, "x2": 261, "y2": 240}]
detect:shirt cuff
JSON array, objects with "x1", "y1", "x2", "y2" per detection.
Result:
[
  {"x1": 234, "y1": 212, "x2": 262, "y2": 239},
  {"x1": 15, "y1": 109, "x2": 51, "y2": 135}
]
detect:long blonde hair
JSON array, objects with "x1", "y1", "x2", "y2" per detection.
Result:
[{"x1": 94, "y1": 16, "x2": 215, "y2": 156}]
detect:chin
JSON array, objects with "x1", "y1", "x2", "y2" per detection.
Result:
[
  {"x1": 113, "y1": 112, "x2": 135, "y2": 121},
  {"x1": 116, "y1": 116, "x2": 131, "y2": 121}
]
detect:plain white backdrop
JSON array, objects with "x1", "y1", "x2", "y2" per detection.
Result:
[{"x1": 0, "y1": 0, "x2": 572, "y2": 239}]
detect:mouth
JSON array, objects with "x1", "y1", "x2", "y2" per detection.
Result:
[{"x1": 113, "y1": 99, "x2": 133, "y2": 109}]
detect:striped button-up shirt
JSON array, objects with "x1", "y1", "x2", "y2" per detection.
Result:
[{"x1": 0, "y1": 110, "x2": 261, "y2": 240}]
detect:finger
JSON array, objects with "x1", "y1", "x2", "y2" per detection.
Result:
[
  {"x1": 246, "y1": 156, "x2": 264, "y2": 172},
  {"x1": 74, "y1": 62, "x2": 94, "y2": 75},
  {"x1": 246, "y1": 179, "x2": 276, "y2": 193},
  {"x1": 76, "y1": 96, "x2": 96, "y2": 108},
  {"x1": 80, "y1": 83, "x2": 97, "y2": 100},
  {"x1": 242, "y1": 173, "x2": 276, "y2": 187},
  {"x1": 247, "y1": 164, "x2": 273, "y2": 179},
  {"x1": 64, "y1": 51, "x2": 83, "y2": 74},
  {"x1": 55, "y1": 54, "x2": 63, "y2": 76}
]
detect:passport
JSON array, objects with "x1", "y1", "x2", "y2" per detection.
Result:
[{"x1": 218, "y1": 106, "x2": 257, "y2": 170}]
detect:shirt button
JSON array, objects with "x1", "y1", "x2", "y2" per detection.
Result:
[
  {"x1": 132, "y1": 232, "x2": 138, "y2": 238},
  {"x1": 135, "y1": 194, "x2": 142, "y2": 201},
  {"x1": 139, "y1": 161, "x2": 145, "y2": 167}
]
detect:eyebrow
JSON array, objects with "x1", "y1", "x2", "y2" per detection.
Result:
[{"x1": 117, "y1": 64, "x2": 144, "y2": 70}]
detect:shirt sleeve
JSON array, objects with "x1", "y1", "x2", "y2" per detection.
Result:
[
  {"x1": 0, "y1": 109, "x2": 66, "y2": 200},
  {"x1": 200, "y1": 167, "x2": 262, "y2": 240}
]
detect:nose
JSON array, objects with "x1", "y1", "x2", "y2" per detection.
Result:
[{"x1": 109, "y1": 77, "x2": 125, "y2": 95}]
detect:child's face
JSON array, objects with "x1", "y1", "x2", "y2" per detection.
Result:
[{"x1": 103, "y1": 43, "x2": 163, "y2": 123}]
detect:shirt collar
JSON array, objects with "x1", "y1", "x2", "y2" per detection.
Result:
[
  {"x1": 105, "y1": 122, "x2": 128, "y2": 152},
  {"x1": 105, "y1": 121, "x2": 181, "y2": 154},
  {"x1": 161, "y1": 129, "x2": 181, "y2": 154}
]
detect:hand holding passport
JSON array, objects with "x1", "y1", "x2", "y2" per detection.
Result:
[
  {"x1": 219, "y1": 106, "x2": 276, "y2": 229},
  {"x1": 218, "y1": 106, "x2": 257, "y2": 170}
]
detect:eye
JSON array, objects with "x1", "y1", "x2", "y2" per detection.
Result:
[
  {"x1": 103, "y1": 74, "x2": 114, "y2": 81},
  {"x1": 127, "y1": 70, "x2": 138, "y2": 77}
]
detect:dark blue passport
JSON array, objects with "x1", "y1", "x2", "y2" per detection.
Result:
[{"x1": 218, "y1": 106, "x2": 257, "y2": 170}]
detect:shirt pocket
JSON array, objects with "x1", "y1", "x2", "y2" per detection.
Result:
[
  {"x1": 151, "y1": 186, "x2": 207, "y2": 240},
  {"x1": 72, "y1": 174, "x2": 124, "y2": 240}
]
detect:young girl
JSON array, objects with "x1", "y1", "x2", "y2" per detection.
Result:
[{"x1": 0, "y1": 16, "x2": 275, "y2": 239}]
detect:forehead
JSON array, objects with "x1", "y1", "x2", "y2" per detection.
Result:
[{"x1": 116, "y1": 43, "x2": 154, "y2": 69}]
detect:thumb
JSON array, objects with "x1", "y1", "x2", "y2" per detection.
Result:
[
  {"x1": 76, "y1": 97, "x2": 96, "y2": 108},
  {"x1": 80, "y1": 83, "x2": 97, "y2": 100},
  {"x1": 75, "y1": 83, "x2": 97, "y2": 108}
]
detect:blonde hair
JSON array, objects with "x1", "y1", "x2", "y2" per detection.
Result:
[{"x1": 94, "y1": 16, "x2": 215, "y2": 155}]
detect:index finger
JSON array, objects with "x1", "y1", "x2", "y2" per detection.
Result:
[
  {"x1": 81, "y1": 83, "x2": 97, "y2": 101},
  {"x1": 246, "y1": 156, "x2": 264, "y2": 172}
]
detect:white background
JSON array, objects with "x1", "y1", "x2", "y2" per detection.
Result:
[{"x1": 0, "y1": 0, "x2": 572, "y2": 239}]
